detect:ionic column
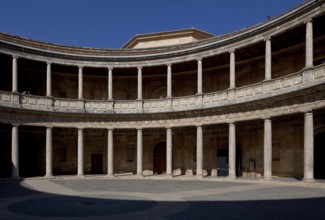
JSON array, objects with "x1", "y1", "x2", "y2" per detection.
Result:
[
  {"x1": 107, "y1": 129, "x2": 114, "y2": 176},
  {"x1": 137, "y1": 128, "x2": 143, "y2": 176},
  {"x1": 305, "y1": 19, "x2": 313, "y2": 68},
  {"x1": 108, "y1": 67, "x2": 113, "y2": 100},
  {"x1": 46, "y1": 62, "x2": 52, "y2": 97},
  {"x1": 12, "y1": 56, "x2": 18, "y2": 93},
  {"x1": 11, "y1": 124, "x2": 19, "y2": 178},
  {"x1": 137, "y1": 67, "x2": 143, "y2": 100},
  {"x1": 265, "y1": 37, "x2": 272, "y2": 80},
  {"x1": 263, "y1": 119, "x2": 272, "y2": 179},
  {"x1": 229, "y1": 50, "x2": 235, "y2": 89},
  {"x1": 303, "y1": 112, "x2": 314, "y2": 181},
  {"x1": 77, "y1": 128, "x2": 84, "y2": 176},
  {"x1": 228, "y1": 123, "x2": 236, "y2": 178},
  {"x1": 45, "y1": 126, "x2": 53, "y2": 177},
  {"x1": 78, "y1": 66, "x2": 83, "y2": 99},
  {"x1": 167, "y1": 64, "x2": 172, "y2": 98},
  {"x1": 196, "y1": 126, "x2": 203, "y2": 176},
  {"x1": 197, "y1": 58, "x2": 203, "y2": 95}
]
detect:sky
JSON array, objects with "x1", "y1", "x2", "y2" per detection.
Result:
[{"x1": 0, "y1": 0, "x2": 305, "y2": 49}]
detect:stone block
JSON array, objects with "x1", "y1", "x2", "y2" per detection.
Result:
[{"x1": 185, "y1": 169, "x2": 193, "y2": 176}]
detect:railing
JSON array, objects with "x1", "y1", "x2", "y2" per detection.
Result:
[{"x1": 0, "y1": 64, "x2": 324, "y2": 114}]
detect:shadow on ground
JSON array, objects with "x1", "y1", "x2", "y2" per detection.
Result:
[{"x1": 1, "y1": 179, "x2": 325, "y2": 219}]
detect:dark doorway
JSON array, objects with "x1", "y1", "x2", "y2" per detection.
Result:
[
  {"x1": 91, "y1": 154, "x2": 103, "y2": 174},
  {"x1": 315, "y1": 132, "x2": 325, "y2": 179},
  {"x1": 153, "y1": 142, "x2": 166, "y2": 174},
  {"x1": 217, "y1": 149, "x2": 242, "y2": 177}
]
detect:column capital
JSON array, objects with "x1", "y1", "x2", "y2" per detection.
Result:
[
  {"x1": 12, "y1": 123, "x2": 20, "y2": 127},
  {"x1": 165, "y1": 126, "x2": 173, "y2": 130},
  {"x1": 77, "y1": 127, "x2": 84, "y2": 131},
  {"x1": 137, "y1": 66, "x2": 143, "y2": 70},
  {"x1": 46, "y1": 126, "x2": 54, "y2": 129},
  {"x1": 228, "y1": 121, "x2": 236, "y2": 125},
  {"x1": 197, "y1": 58, "x2": 202, "y2": 62},
  {"x1": 229, "y1": 49, "x2": 236, "y2": 54},
  {"x1": 12, "y1": 55, "x2": 19, "y2": 59},
  {"x1": 136, "y1": 127, "x2": 143, "y2": 130},
  {"x1": 304, "y1": 18, "x2": 313, "y2": 24},
  {"x1": 262, "y1": 117, "x2": 272, "y2": 121},
  {"x1": 78, "y1": 65, "x2": 84, "y2": 69},
  {"x1": 107, "y1": 127, "x2": 115, "y2": 131},
  {"x1": 264, "y1": 36, "x2": 272, "y2": 41},
  {"x1": 107, "y1": 67, "x2": 113, "y2": 70},
  {"x1": 46, "y1": 62, "x2": 52, "y2": 65}
]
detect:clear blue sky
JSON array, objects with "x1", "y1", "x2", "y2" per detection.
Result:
[{"x1": 0, "y1": 0, "x2": 304, "y2": 49}]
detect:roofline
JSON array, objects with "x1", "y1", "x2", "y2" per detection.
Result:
[{"x1": 122, "y1": 28, "x2": 215, "y2": 49}]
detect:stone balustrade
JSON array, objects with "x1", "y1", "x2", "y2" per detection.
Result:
[{"x1": 0, "y1": 64, "x2": 324, "y2": 114}]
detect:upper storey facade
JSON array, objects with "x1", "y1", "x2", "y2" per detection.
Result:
[{"x1": 0, "y1": 0, "x2": 324, "y2": 118}]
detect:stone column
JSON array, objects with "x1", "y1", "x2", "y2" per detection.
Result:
[
  {"x1": 137, "y1": 67, "x2": 143, "y2": 100},
  {"x1": 303, "y1": 112, "x2": 314, "y2": 181},
  {"x1": 45, "y1": 126, "x2": 53, "y2": 177},
  {"x1": 12, "y1": 56, "x2": 18, "y2": 93},
  {"x1": 167, "y1": 64, "x2": 172, "y2": 98},
  {"x1": 108, "y1": 67, "x2": 113, "y2": 100},
  {"x1": 228, "y1": 123, "x2": 236, "y2": 178},
  {"x1": 77, "y1": 128, "x2": 84, "y2": 176},
  {"x1": 197, "y1": 59, "x2": 203, "y2": 95},
  {"x1": 263, "y1": 119, "x2": 272, "y2": 179},
  {"x1": 265, "y1": 37, "x2": 272, "y2": 80},
  {"x1": 107, "y1": 129, "x2": 114, "y2": 176},
  {"x1": 305, "y1": 19, "x2": 313, "y2": 68},
  {"x1": 166, "y1": 127, "x2": 172, "y2": 176},
  {"x1": 46, "y1": 62, "x2": 52, "y2": 97},
  {"x1": 196, "y1": 125, "x2": 203, "y2": 176},
  {"x1": 137, "y1": 128, "x2": 143, "y2": 176},
  {"x1": 78, "y1": 66, "x2": 83, "y2": 99},
  {"x1": 11, "y1": 124, "x2": 19, "y2": 178},
  {"x1": 229, "y1": 50, "x2": 235, "y2": 89}
]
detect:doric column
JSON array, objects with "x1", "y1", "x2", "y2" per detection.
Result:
[
  {"x1": 303, "y1": 112, "x2": 314, "y2": 181},
  {"x1": 137, "y1": 66, "x2": 143, "y2": 100},
  {"x1": 46, "y1": 62, "x2": 52, "y2": 97},
  {"x1": 77, "y1": 128, "x2": 84, "y2": 176},
  {"x1": 196, "y1": 125, "x2": 203, "y2": 176},
  {"x1": 265, "y1": 37, "x2": 272, "y2": 80},
  {"x1": 137, "y1": 128, "x2": 143, "y2": 175},
  {"x1": 263, "y1": 118, "x2": 272, "y2": 179},
  {"x1": 108, "y1": 67, "x2": 113, "y2": 100},
  {"x1": 107, "y1": 129, "x2": 114, "y2": 176},
  {"x1": 12, "y1": 56, "x2": 18, "y2": 93},
  {"x1": 11, "y1": 124, "x2": 19, "y2": 178},
  {"x1": 305, "y1": 19, "x2": 313, "y2": 68},
  {"x1": 197, "y1": 59, "x2": 203, "y2": 94},
  {"x1": 78, "y1": 66, "x2": 83, "y2": 99},
  {"x1": 229, "y1": 50, "x2": 236, "y2": 89},
  {"x1": 166, "y1": 127, "x2": 172, "y2": 176},
  {"x1": 228, "y1": 123, "x2": 236, "y2": 178},
  {"x1": 45, "y1": 126, "x2": 53, "y2": 177},
  {"x1": 167, "y1": 64, "x2": 172, "y2": 98}
]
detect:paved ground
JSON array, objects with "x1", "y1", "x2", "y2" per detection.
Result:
[{"x1": 1, "y1": 176, "x2": 325, "y2": 219}]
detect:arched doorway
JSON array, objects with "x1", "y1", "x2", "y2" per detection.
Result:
[
  {"x1": 315, "y1": 132, "x2": 325, "y2": 179},
  {"x1": 153, "y1": 142, "x2": 166, "y2": 174}
]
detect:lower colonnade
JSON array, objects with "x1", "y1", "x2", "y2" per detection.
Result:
[{"x1": 7, "y1": 111, "x2": 317, "y2": 182}]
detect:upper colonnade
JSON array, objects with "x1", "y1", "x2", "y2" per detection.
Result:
[{"x1": 0, "y1": 0, "x2": 323, "y2": 67}]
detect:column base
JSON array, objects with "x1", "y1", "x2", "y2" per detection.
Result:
[
  {"x1": 106, "y1": 174, "x2": 115, "y2": 178},
  {"x1": 10, "y1": 175, "x2": 21, "y2": 180},
  {"x1": 136, "y1": 173, "x2": 144, "y2": 178},
  {"x1": 227, "y1": 175, "x2": 237, "y2": 180},
  {"x1": 76, "y1": 174, "x2": 85, "y2": 178},
  {"x1": 262, "y1": 175, "x2": 273, "y2": 180},
  {"x1": 45, "y1": 174, "x2": 54, "y2": 179},
  {"x1": 302, "y1": 178, "x2": 315, "y2": 183}
]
